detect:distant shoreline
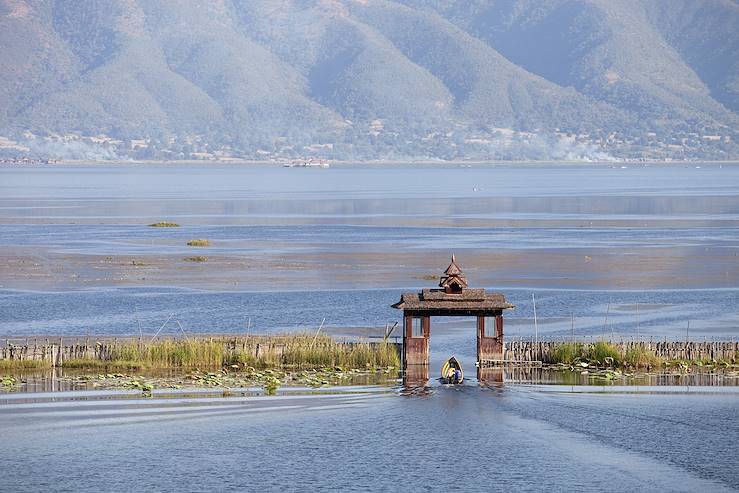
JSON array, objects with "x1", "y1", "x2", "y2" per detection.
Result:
[{"x1": 3, "y1": 158, "x2": 739, "y2": 167}]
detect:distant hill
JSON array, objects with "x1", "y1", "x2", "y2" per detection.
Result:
[{"x1": 0, "y1": 0, "x2": 737, "y2": 161}]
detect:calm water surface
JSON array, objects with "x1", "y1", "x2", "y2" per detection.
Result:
[
  {"x1": 2, "y1": 164, "x2": 739, "y2": 491},
  {"x1": 1, "y1": 286, "x2": 738, "y2": 340},
  {"x1": 0, "y1": 163, "x2": 737, "y2": 340},
  {"x1": 0, "y1": 385, "x2": 737, "y2": 492}
]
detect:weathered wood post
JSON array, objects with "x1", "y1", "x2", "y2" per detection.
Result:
[
  {"x1": 476, "y1": 311, "x2": 505, "y2": 380},
  {"x1": 401, "y1": 313, "x2": 430, "y2": 368}
]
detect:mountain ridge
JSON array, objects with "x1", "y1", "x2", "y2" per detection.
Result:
[{"x1": 0, "y1": 0, "x2": 737, "y2": 161}]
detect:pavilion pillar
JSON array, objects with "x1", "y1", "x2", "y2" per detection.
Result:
[
  {"x1": 402, "y1": 312, "x2": 430, "y2": 369},
  {"x1": 477, "y1": 312, "x2": 505, "y2": 380}
]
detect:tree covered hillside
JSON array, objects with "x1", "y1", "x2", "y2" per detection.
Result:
[{"x1": 1, "y1": 0, "x2": 737, "y2": 161}]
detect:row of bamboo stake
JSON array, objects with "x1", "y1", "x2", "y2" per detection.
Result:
[
  {"x1": 0, "y1": 337, "x2": 402, "y2": 367},
  {"x1": 503, "y1": 340, "x2": 739, "y2": 364}
]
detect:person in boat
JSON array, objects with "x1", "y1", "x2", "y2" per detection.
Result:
[
  {"x1": 453, "y1": 367, "x2": 462, "y2": 383},
  {"x1": 446, "y1": 366, "x2": 456, "y2": 383}
]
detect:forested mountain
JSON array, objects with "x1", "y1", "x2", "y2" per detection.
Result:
[{"x1": 1, "y1": 0, "x2": 737, "y2": 161}]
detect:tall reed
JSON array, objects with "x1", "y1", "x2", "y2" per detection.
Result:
[
  {"x1": 624, "y1": 346, "x2": 663, "y2": 368},
  {"x1": 551, "y1": 342, "x2": 583, "y2": 365},
  {"x1": 0, "y1": 359, "x2": 52, "y2": 370},
  {"x1": 551, "y1": 341, "x2": 621, "y2": 366},
  {"x1": 58, "y1": 334, "x2": 400, "y2": 370}
]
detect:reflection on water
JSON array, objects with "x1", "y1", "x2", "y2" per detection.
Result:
[
  {"x1": 0, "y1": 368, "x2": 400, "y2": 396},
  {"x1": 400, "y1": 366, "x2": 739, "y2": 389},
  {"x1": 401, "y1": 364, "x2": 430, "y2": 390},
  {"x1": 4, "y1": 365, "x2": 736, "y2": 398},
  {"x1": 1, "y1": 380, "x2": 737, "y2": 492},
  {"x1": 501, "y1": 367, "x2": 739, "y2": 387},
  {"x1": 478, "y1": 367, "x2": 505, "y2": 384}
]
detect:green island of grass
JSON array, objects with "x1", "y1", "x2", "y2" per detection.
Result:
[
  {"x1": 148, "y1": 221, "x2": 180, "y2": 227},
  {"x1": 186, "y1": 239, "x2": 210, "y2": 247}
]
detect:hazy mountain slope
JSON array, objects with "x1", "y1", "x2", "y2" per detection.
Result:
[
  {"x1": 232, "y1": 1, "x2": 456, "y2": 131},
  {"x1": 138, "y1": 0, "x2": 346, "y2": 147},
  {"x1": 10, "y1": 0, "x2": 225, "y2": 137},
  {"x1": 0, "y1": 0, "x2": 737, "y2": 160},
  {"x1": 405, "y1": 0, "x2": 737, "y2": 127},
  {"x1": 643, "y1": 0, "x2": 739, "y2": 114},
  {"x1": 0, "y1": 1, "x2": 79, "y2": 126},
  {"x1": 348, "y1": 0, "x2": 630, "y2": 132}
]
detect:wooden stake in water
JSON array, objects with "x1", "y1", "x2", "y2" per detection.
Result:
[
  {"x1": 532, "y1": 293, "x2": 538, "y2": 344},
  {"x1": 134, "y1": 305, "x2": 143, "y2": 340},
  {"x1": 384, "y1": 321, "x2": 398, "y2": 342},
  {"x1": 149, "y1": 313, "x2": 174, "y2": 344},
  {"x1": 311, "y1": 318, "x2": 326, "y2": 347},
  {"x1": 571, "y1": 313, "x2": 575, "y2": 341},
  {"x1": 176, "y1": 320, "x2": 190, "y2": 342}
]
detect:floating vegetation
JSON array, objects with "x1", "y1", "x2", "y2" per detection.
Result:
[
  {"x1": 184, "y1": 256, "x2": 207, "y2": 262},
  {"x1": 416, "y1": 274, "x2": 438, "y2": 281},
  {"x1": 50, "y1": 363, "x2": 396, "y2": 396},
  {"x1": 186, "y1": 239, "x2": 210, "y2": 247},
  {"x1": 119, "y1": 378, "x2": 154, "y2": 395},
  {"x1": 587, "y1": 368, "x2": 622, "y2": 381},
  {"x1": 1, "y1": 375, "x2": 18, "y2": 389},
  {"x1": 148, "y1": 221, "x2": 180, "y2": 227},
  {"x1": 188, "y1": 370, "x2": 232, "y2": 387},
  {"x1": 263, "y1": 375, "x2": 281, "y2": 395}
]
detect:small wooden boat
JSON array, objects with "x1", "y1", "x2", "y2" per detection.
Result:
[{"x1": 440, "y1": 356, "x2": 464, "y2": 384}]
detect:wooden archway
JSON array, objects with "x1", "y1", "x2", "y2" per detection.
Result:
[{"x1": 392, "y1": 256, "x2": 514, "y2": 382}]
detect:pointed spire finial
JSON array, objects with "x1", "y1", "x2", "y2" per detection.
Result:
[{"x1": 440, "y1": 254, "x2": 467, "y2": 292}]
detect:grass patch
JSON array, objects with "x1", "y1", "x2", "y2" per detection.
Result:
[
  {"x1": 624, "y1": 346, "x2": 663, "y2": 368},
  {"x1": 148, "y1": 221, "x2": 180, "y2": 227},
  {"x1": 416, "y1": 274, "x2": 438, "y2": 281},
  {"x1": 549, "y1": 342, "x2": 739, "y2": 369},
  {"x1": 186, "y1": 239, "x2": 210, "y2": 247},
  {"x1": 551, "y1": 341, "x2": 621, "y2": 367},
  {"x1": 551, "y1": 343, "x2": 584, "y2": 365},
  {"x1": 586, "y1": 341, "x2": 621, "y2": 366},
  {"x1": 57, "y1": 334, "x2": 400, "y2": 371},
  {"x1": 0, "y1": 359, "x2": 51, "y2": 370},
  {"x1": 62, "y1": 358, "x2": 145, "y2": 370},
  {"x1": 184, "y1": 256, "x2": 207, "y2": 262}
]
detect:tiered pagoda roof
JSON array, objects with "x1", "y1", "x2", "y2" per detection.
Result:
[
  {"x1": 439, "y1": 254, "x2": 468, "y2": 293},
  {"x1": 392, "y1": 255, "x2": 514, "y2": 312}
]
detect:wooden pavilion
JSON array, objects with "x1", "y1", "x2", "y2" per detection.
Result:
[{"x1": 392, "y1": 255, "x2": 514, "y2": 380}]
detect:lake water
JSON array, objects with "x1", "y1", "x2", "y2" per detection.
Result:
[
  {"x1": 1, "y1": 384, "x2": 737, "y2": 492},
  {"x1": 0, "y1": 163, "x2": 737, "y2": 340},
  {"x1": 1, "y1": 163, "x2": 739, "y2": 491}
]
